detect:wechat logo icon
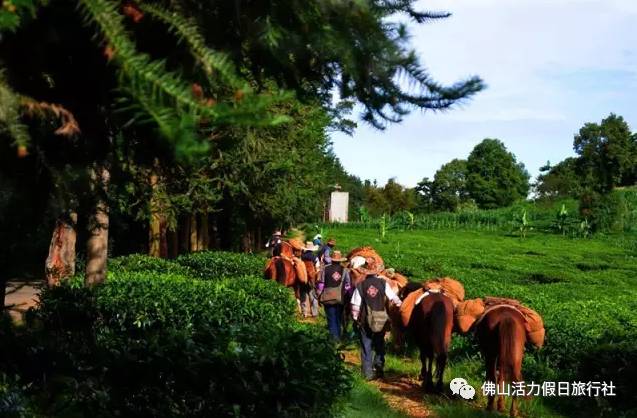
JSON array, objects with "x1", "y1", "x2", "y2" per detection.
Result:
[{"x1": 450, "y1": 377, "x2": 476, "y2": 400}]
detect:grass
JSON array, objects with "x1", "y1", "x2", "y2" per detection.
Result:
[
  {"x1": 340, "y1": 375, "x2": 410, "y2": 418},
  {"x1": 326, "y1": 227, "x2": 637, "y2": 417}
]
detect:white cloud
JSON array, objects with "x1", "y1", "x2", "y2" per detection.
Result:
[{"x1": 331, "y1": 0, "x2": 637, "y2": 188}]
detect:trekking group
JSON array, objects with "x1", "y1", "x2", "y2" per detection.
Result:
[{"x1": 264, "y1": 230, "x2": 545, "y2": 416}]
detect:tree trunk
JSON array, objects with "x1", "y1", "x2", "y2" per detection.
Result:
[
  {"x1": 159, "y1": 217, "x2": 168, "y2": 258},
  {"x1": 189, "y1": 213, "x2": 198, "y2": 252},
  {"x1": 85, "y1": 165, "x2": 110, "y2": 287},
  {"x1": 179, "y1": 215, "x2": 190, "y2": 254},
  {"x1": 167, "y1": 228, "x2": 178, "y2": 259},
  {"x1": 45, "y1": 211, "x2": 78, "y2": 287},
  {"x1": 148, "y1": 169, "x2": 162, "y2": 257},
  {"x1": 0, "y1": 277, "x2": 6, "y2": 313},
  {"x1": 198, "y1": 212, "x2": 209, "y2": 251}
]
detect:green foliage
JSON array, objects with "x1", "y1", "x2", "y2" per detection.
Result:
[
  {"x1": 109, "y1": 253, "x2": 194, "y2": 276},
  {"x1": 361, "y1": 178, "x2": 417, "y2": 217},
  {"x1": 175, "y1": 251, "x2": 267, "y2": 279},
  {"x1": 581, "y1": 189, "x2": 633, "y2": 233},
  {"x1": 0, "y1": 74, "x2": 29, "y2": 148},
  {"x1": 512, "y1": 208, "x2": 531, "y2": 238},
  {"x1": 0, "y1": 373, "x2": 30, "y2": 418},
  {"x1": 535, "y1": 158, "x2": 583, "y2": 199},
  {"x1": 466, "y1": 138, "x2": 530, "y2": 209},
  {"x1": 4, "y1": 273, "x2": 350, "y2": 417},
  {"x1": 417, "y1": 159, "x2": 471, "y2": 212},
  {"x1": 0, "y1": 0, "x2": 43, "y2": 33},
  {"x1": 77, "y1": 0, "x2": 288, "y2": 154},
  {"x1": 574, "y1": 114, "x2": 636, "y2": 192}
]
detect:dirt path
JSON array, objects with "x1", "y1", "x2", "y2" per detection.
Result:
[
  {"x1": 343, "y1": 350, "x2": 434, "y2": 418},
  {"x1": 4, "y1": 279, "x2": 41, "y2": 324}
]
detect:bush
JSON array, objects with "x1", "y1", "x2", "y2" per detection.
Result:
[
  {"x1": 109, "y1": 254, "x2": 194, "y2": 276},
  {"x1": 580, "y1": 190, "x2": 633, "y2": 233},
  {"x1": 175, "y1": 251, "x2": 267, "y2": 279},
  {"x1": 6, "y1": 274, "x2": 349, "y2": 417},
  {"x1": 0, "y1": 374, "x2": 30, "y2": 418}
]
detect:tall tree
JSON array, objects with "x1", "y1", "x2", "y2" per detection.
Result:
[
  {"x1": 0, "y1": 0, "x2": 484, "y2": 283},
  {"x1": 424, "y1": 158, "x2": 471, "y2": 212},
  {"x1": 534, "y1": 158, "x2": 582, "y2": 199},
  {"x1": 466, "y1": 139, "x2": 530, "y2": 209},
  {"x1": 573, "y1": 114, "x2": 636, "y2": 193}
]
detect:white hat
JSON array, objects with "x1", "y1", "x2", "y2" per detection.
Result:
[
  {"x1": 304, "y1": 241, "x2": 319, "y2": 251},
  {"x1": 313, "y1": 234, "x2": 322, "y2": 240}
]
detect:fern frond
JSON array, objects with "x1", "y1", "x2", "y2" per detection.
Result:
[
  {"x1": 0, "y1": 72, "x2": 30, "y2": 148},
  {"x1": 80, "y1": 0, "x2": 290, "y2": 135},
  {"x1": 138, "y1": 3, "x2": 245, "y2": 91}
]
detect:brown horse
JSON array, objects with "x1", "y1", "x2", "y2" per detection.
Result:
[
  {"x1": 403, "y1": 284, "x2": 454, "y2": 392},
  {"x1": 475, "y1": 306, "x2": 527, "y2": 417},
  {"x1": 264, "y1": 256, "x2": 301, "y2": 302}
]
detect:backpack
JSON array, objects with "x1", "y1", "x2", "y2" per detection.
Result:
[
  {"x1": 366, "y1": 304, "x2": 388, "y2": 332},
  {"x1": 320, "y1": 281, "x2": 343, "y2": 305}
]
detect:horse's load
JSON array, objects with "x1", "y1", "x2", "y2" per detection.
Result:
[
  {"x1": 382, "y1": 269, "x2": 408, "y2": 289},
  {"x1": 518, "y1": 306, "x2": 545, "y2": 348},
  {"x1": 400, "y1": 287, "x2": 425, "y2": 327},
  {"x1": 424, "y1": 277, "x2": 465, "y2": 306},
  {"x1": 292, "y1": 257, "x2": 308, "y2": 284},
  {"x1": 287, "y1": 238, "x2": 305, "y2": 252},
  {"x1": 455, "y1": 298, "x2": 486, "y2": 333},
  {"x1": 346, "y1": 246, "x2": 384, "y2": 268},
  {"x1": 279, "y1": 241, "x2": 294, "y2": 257},
  {"x1": 454, "y1": 296, "x2": 545, "y2": 348},
  {"x1": 398, "y1": 277, "x2": 465, "y2": 327}
]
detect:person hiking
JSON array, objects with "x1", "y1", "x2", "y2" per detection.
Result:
[
  {"x1": 265, "y1": 230, "x2": 282, "y2": 257},
  {"x1": 351, "y1": 257, "x2": 402, "y2": 380},
  {"x1": 318, "y1": 238, "x2": 336, "y2": 266},
  {"x1": 316, "y1": 250, "x2": 351, "y2": 340},
  {"x1": 300, "y1": 241, "x2": 319, "y2": 318}
]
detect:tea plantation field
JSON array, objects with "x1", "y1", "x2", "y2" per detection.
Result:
[{"x1": 326, "y1": 227, "x2": 637, "y2": 418}]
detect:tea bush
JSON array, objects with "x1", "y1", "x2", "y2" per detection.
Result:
[
  {"x1": 4, "y1": 274, "x2": 350, "y2": 417},
  {"x1": 175, "y1": 251, "x2": 267, "y2": 279},
  {"x1": 327, "y1": 226, "x2": 637, "y2": 416},
  {"x1": 109, "y1": 254, "x2": 194, "y2": 276}
]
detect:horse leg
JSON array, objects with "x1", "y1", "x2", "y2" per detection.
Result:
[
  {"x1": 510, "y1": 361, "x2": 523, "y2": 417},
  {"x1": 434, "y1": 352, "x2": 447, "y2": 393},
  {"x1": 485, "y1": 352, "x2": 497, "y2": 412},
  {"x1": 497, "y1": 367, "x2": 507, "y2": 412},
  {"x1": 426, "y1": 355, "x2": 435, "y2": 392},
  {"x1": 294, "y1": 284, "x2": 302, "y2": 315}
]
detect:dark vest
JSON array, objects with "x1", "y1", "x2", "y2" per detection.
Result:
[
  {"x1": 324, "y1": 264, "x2": 345, "y2": 288},
  {"x1": 359, "y1": 275, "x2": 386, "y2": 311}
]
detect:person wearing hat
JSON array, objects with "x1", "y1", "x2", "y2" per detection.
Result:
[
  {"x1": 299, "y1": 242, "x2": 319, "y2": 317},
  {"x1": 265, "y1": 230, "x2": 282, "y2": 257},
  {"x1": 312, "y1": 234, "x2": 322, "y2": 246},
  {"x1": 350, "y1": 257, "x2": 402, "y2": 380},
  {"x1": 318, "y1": 238, "x2": 336, "y2": 266},
  {"x1": 316, "y1": 250, "x2": 351, "y2": 341}
]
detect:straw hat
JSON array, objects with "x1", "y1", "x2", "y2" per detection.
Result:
[
  {"x1": 304, "y1": 241, "x2": 319, "y2": 251},
  {"x1": 273, "y1": 230, "x2": 282, "y2": 236},
  {"x1": 327, "y1": 238, "x2": 336, "y2": 246},
  {"x1": 331, "y1": 250, "x2": 348, "y2": 262}
]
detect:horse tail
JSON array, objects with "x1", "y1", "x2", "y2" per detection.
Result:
[
  {"x1": 275, "y1": 257, "x2": 286, "y2": 284},
  {"x1": 430, "y1": 299, "x2": 450, "y2": 355},
  {"x1": 498, "y1": 316, "x2": 516, "y2": 385}
]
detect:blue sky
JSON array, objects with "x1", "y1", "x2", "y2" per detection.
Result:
[{"x1": 330, "y1": 0, "x2": 637, "y2": 187}]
